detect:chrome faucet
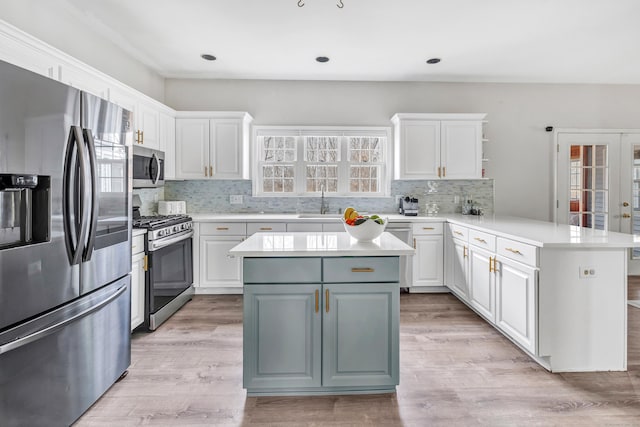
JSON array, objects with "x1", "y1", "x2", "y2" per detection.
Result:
[{"x1": 320, "y1": 184, "x2": 329, "y2": 214}]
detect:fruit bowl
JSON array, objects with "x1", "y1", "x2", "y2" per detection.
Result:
[{"x1": 342, "y1": 217, "x2": 387, "y2": 242}]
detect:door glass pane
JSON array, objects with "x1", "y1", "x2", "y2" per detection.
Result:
[{"x1": 569, "y1": 145, "x2": 608, "y2": 231}]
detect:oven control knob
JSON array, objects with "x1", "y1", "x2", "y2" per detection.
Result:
[
  {"x1": 173, "y1": 225, "x2": 179, "y2": 232},
  {"x1": 158, "y1": 229, "x2": 165, "y2": 237}
]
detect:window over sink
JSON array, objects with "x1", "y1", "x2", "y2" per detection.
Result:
[{"x1": 253, "y1": 126, "x2": 391, "y2": 197}]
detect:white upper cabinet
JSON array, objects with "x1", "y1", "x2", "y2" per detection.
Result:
[
  {"x1": 175, "y1": 112, "x2": 253, "y2": 180},
  {"x1": 159, "y1": 112, "x2": 176, "y2": 180},
  {"x1": 135, "y1": 103, "x2": 160, "y2": 149},
  {"x1": 392, "y1": 113, "x2": 486, "y2": 180}
]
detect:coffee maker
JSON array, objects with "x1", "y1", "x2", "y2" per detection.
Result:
[{"x1": 399, "y1": 196, "x2": 419, "y2": 216}]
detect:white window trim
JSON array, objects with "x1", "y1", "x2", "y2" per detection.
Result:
[{"x1": 252, "y1": 126, "x2": 392, "y2": 197}]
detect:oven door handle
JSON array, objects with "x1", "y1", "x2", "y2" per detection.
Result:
[{"x1": 148, "y1": 229, "x2": 194, "y2": 252}]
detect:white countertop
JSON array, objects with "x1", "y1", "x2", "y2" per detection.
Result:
[
  {"x1": 229, "y1": 231, "x2": 415, "y2": 257},
  {"x1": 132, "y1": 228, "x2": 147, "y2": 237},
  {"x1": 190, "y1": 212, "x2": 638, "y2": 248}
]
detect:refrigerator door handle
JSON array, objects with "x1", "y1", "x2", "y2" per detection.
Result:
[
  {"x1": 0, "y1": 284, "x2": 127, "y2": 355},
  {"x1": 82, "y1": 129, "x2": 99, "y2": 261},
  {"x1": 151, "y1": 153, "x2": 161, "y2": 184},
  {"x1": 63, "y1": 126, "x2": 88, "y2": 265}
]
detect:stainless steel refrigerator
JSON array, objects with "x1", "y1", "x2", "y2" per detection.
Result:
[{"x1": 0, "y1": 59, "x2": 132, "y2": 426}]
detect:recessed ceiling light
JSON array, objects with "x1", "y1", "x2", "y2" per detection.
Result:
[
  {"x1": 316, "y1": 56, "x2": 330, "y2": 63},
  {"x1": 426, "y1": 58, "x2": 441, "y2": 64},
  {"x1": 201, "y1": 54, "x2": 217, "y2": 61}
]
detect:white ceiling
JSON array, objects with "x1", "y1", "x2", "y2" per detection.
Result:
[{"x1": 62, "y1": 0, "x2": 640, "y2": 84}]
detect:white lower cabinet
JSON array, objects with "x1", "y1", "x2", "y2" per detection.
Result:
[
  {"x1": 446, "y1": 236, "x2": 469, "y2": 301},
  {"x1": 130, "y1": 235, "x2": 146, "y2": 331},
  {"x1": 495, "y1": 256, "x2": 537, "y2": 354},
  {"x1": 468, "y1": 244, "x2": 496, "y2": 323},
  {"x1": 199, "y1": 235, "x2": 244, "y2": 290},
  {"x1": 412, "y1": 235, "x2": 444, "y2": 287}
]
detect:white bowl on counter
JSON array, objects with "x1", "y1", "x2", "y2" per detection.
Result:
[{"x1": 342, "y1": 218, "x2": 387, "y2": 242}]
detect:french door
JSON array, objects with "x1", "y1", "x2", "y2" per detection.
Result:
[{"x1": 557, "y1": 131, "x2": 640, "y2": 289}]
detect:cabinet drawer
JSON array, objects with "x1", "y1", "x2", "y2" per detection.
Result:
[
  {"x1": 200, "y1": 222, "x2": 246, "y2": 236},
  {"x1": 244, "y1": 257, "x2": 322, "y2": 283},
  {"x1": 247, "y1": 222, "x2": 286, "y2": 235},
  {"x1": 131, "y1": 234, "x2": 145, "y2": 255},
  {"x1": 497, "y1": 238, "x2": 538, "y2": 267},
  {"x1": 412, "y1": 222, "x2": 443, "y2": 235},
  {"x1": 322, "y1": 221, "x2": 344, "y2": 232},
  {"x1": 468, "y1": 229, "x2": 496, "y2": 251},
  {"x1": 448, "y1": 223, "x2": 468, "y2": 241},
  {"x1": 323, "y1": 257, "x2": 399, "y2": 283}
]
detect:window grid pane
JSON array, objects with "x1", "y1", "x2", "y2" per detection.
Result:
[
  {"x1": 262, "y1": 164, "x2": 295, "y2": 193},
  {"x1": 306, "y1": 165, "x2": 338, "y2": 192},
  {"x1": 569, "y1": 144, "x2": 608, "y2": 230},
  {"x1": 304, "y1": 137, "x2": 339, "y2": 162}
]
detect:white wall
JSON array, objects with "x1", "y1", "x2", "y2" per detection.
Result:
[
  {"x1": 0, "y1": 0, "x2": 165, "y2": 102},
  {"x1": 165, "y1": 79, "x2": 640, "y2": 221}
]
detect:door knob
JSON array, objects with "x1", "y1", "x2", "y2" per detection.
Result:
[
  {"x1": 622, "y1": 213, "x2": 631, "y2": 218},
  {"x1": 623, "y1": 202, "x2": 630, "y2": 207}
]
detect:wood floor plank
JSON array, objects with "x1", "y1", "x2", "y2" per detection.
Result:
[{"x1": 75, "y1": 281, "x2": 640, "y2": 426}]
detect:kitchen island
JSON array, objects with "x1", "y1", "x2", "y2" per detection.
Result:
[{"x1": 229, "y1": 231, "x2": 414, "y2": 396}]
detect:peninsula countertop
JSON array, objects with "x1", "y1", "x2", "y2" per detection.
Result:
[{"x1": 228, "y1": 231, "x2": 415, "y2": 257}]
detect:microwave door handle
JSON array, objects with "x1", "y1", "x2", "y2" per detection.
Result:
[
  {"x1": 151, "y1": 153, "x2": 160, "y2": 184},
  {"x1": 82, "y1": 129, "x2": 99, "y2": 261},
  {"x1": 63, "y1": 126, "x2": 84, "y2": 265}
]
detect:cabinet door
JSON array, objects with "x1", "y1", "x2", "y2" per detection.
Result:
[
  {"x1": 397, "y1": 120, "x2": 440, "y2": 179},
  {"x1": 322, "y1": 283, "x2": 399, "y2": 387},
  {"x1": 495, "y1": 258, "x2": 537, "y2": 354},
  {"x1": 412, "y1": 235, "x2": 444, "y2": 287},
  {"x1": 137, "y1": 104, "x2": 160, "y2": 149},
  {"x1": 244, "y1": 284, "x2": 322, "y2": 389},
  {"x1": 468, "y1": 245, "x2": 495, "y2": 322},
  {"x1": 175, "y1": 119, "x2": 210, "y2": 179},
  {"x1": 130, "y1": 252, "x2": 146, "y2": 331},
  {"x1": 199, "y1": 235, "x2": 243, "y2": 288},
  {"x1": 159, "y1": 112, "x2": 176, "y2": 180},
  {"x1": 447, "y1": 238, "x2": 469, "y2": 301},
  {"x1": 440, "y1": 121, "x2": 482, "y2": 179},
  {"x1": 210, "y1": 119, "x2": 244, "y2": 179}
]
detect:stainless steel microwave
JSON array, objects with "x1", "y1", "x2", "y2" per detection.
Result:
[{"x1": 133, "y1": 146, "x2": 164, "y2": 188}]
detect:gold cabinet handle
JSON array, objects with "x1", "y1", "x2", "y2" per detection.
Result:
[
  {"x1": 437, "y1": 166, "x2": 441, "y2": 177},
  {"x1": 413, "y1": 238, "x2": 416, "y2": 249},
  {"x1": 209, "y1": 165, "x2": 213, "y2": 176},
  {"x1": 140, "y1": 130, "x2": 144, "y2": 144},
  {"x1": 442, "y1": 166, "x2": 446, "y2": 177},
  {"x1": 351, "y1": 267, "x2": 374, "y2": 273},
  {"x1": 622, "y1": 213, "x2": 631, "y2": 218},
  {"x1": 216, "y1": 227, "x2": 229, "y2": 231},
  {"x1": 505, "y1": 247, "x2": 522, "y2": 255},
  {"x1": 454, "y1": 231, "x2": 464, "y2": 236},
  {"x1": 204, "y1": 166, "x2": 208, "y2": 177},
  {"x1": 315, "y1": 289, "x2": 319, "y2": 313},
  {"x1": 463, "y1": 246, "x2": 467, "y2": 258},
  {"x1": 623, "y1": 202, "x2": 630, "y2": 207},
  {"x1": 474, "y1": 237, "x2": 487, "y2": 244},
  {"x1": 489, "y1": 256, "x2": 493, "y2": 273},
  {"x1": 325, "y1": 289, "x2": 329, "y2": 313},
  {"x1": 143, "y1": 255, "x2": 148, "y2": 272},
  {"x1": 423, "y1": 227, "x2": 434, "y2": 230},
  {"x1": 260, "y1": 227, "x2": 273, "y2": 231}
]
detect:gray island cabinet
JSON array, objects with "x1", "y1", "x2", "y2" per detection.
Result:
[{"x1": 229, "y1": 232, "x2": 414, "y2": 396}]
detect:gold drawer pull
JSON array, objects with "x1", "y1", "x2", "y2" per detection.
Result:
[
  {"x1": 423, "y1": 227, "x2": 434, "y2": 230},
  {"x1": 352, "y1": 267, "x2": 375, "y2": 273},
  {"x1": 315, "y1": 289, "x2": 319, "y2": 313},
  {"x1": 326, "y1": 289, "x2": 329, "y2": 313},
  {"x1": 454, "y1": 231, "x2": 464, "y2": 236},
  {"x1": 260, "y1": 227, "x2": 273, "y2": 231},
  {"x1": 132, "y1": 245, "x2": 137, "y2": 250},
  {"x1": 216, "y1": 227, "x2": 229, "y2": 230},
  {"x1": 474, "y1": 237, "x2": 487, "y2": 244},
  {"x1": 506, "y1": 247, "x2": 523, "y2": 255},
  {"x1": 143, "y1": 255, "x2": 148, "y2": 272}
]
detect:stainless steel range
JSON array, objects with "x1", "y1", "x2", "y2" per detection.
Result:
[{"x1": 133, "y1": 214, "x2": 194, "y2": 330}]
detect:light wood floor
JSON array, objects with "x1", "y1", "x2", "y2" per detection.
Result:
[{"x1": 75, "y1": 280, "x2": 640, "y2": 426}]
